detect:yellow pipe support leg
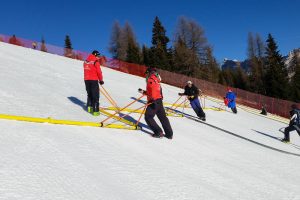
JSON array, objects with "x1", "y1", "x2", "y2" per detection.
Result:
[
  {"x1": 102, "y1": 107, "x2": 144, "y2": 114},
  {"x1": 102, "y1": 123, "x2": 141, "y2": 130},
  {"x1": 100, "y1": 109, "x2": 136, "y2": 126}
]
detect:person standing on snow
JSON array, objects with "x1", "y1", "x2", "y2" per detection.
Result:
[
  {"x1": 225, "y1": 88, "x2": 237, "y2": 114},
  {"x1": 138, "y1": 67, "x2": 173, "y2": 139},
  {"x1": 83, "y1": 50, "x2": 105, "y2": 116},
  {"x1": 281, "y1": 104, "x2": 300, "y2": 143},
  {"x1": 178, "y1": 81, "x2": 206, "y2": 121}
]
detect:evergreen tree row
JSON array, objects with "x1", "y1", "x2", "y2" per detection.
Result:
[
  {"x1": 108, "y1": 16, "x2": 220, "y2": 83},
  {"x1": 108, "y1": 16, "x2": 300, "y2": 102}
]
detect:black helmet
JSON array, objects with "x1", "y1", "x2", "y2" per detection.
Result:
[
  {"x1": 145, "y1": 66, "x2": 157, "y2": 74},
  {"x1": 92, "y1": 50, "x2": 100, "y2": 56}
]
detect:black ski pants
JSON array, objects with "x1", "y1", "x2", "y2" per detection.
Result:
[
  {"x1": 145, "y1": 99, "x2": 173, "y2": 137},
  {"x1": 85, "y1": 80, "x2": 99, "y2": 112},
  {"x1": 284, "y1": 124, "x2": 300, "y2": 141}
]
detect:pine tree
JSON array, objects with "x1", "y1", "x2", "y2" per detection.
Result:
[
  {"x1": 234, "y1": 64, "x2": 249, "y2": 90},
  {"x1": 64, "y1": 35, "x2": 72, "y2": 49},
  {"x1": 126, "y1": 37, "x2": 141, "y2": 64},
  {"x1": 40, "y1": 37, "x2": 47, "y2": 52},
  {"x1": 150, "y1": 16, "x2": 170, "y2": 70},
  {"x1": 264, "y1": 34, "x2": 289, "y2": 99},
  {"x1": 142, "y1": 45, "x2": 151, "y2": 66},
  {"x1": 109, "y1": 21, "x2": 127, "y2": 60},
  {"x1": 64, "y1": 35, "x2": 73, "y2": 57},
  {"x1": 173, "y1": 16, "x2": 209, "y2": 78},
  {"x1": 123, "y1": 22, "x2": 141, "y2": 64},
  {"x1": 247, "y1": 33, "x2": 265, "y2": 94},
  {"x1": 221, "y1": 68, "x2": 234, "y2": 87},
  {"x1": 202, "y1": 46, "x2": 220, "y2": 82},
  {"x1": 173, "y1": 36, "x2": 194, "y2": 75},
  {"x1": 290, "y1": 50, "x2": 300, "y2": 102}
]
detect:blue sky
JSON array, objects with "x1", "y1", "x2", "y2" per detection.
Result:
[{"x1": 1, "y1": 0, "x2": 300, "y2": 62}]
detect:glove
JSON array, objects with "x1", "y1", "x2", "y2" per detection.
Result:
[
  {"x1": 138, "y1": 88, "x2": 146, "y2": 94},
  {"x1": 99, "y1": 80, "x2": 104, "y2": 85}
]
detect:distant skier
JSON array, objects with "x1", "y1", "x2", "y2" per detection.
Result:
[
  {"x1": 281, "y1": 104, "x2": 300, "y2": 143},
  {"x1": 83, "y1": 50, "x2": 105, "y2": 116},
  {"x1": 178, "y1": 81, "x2": 206, "y2": 121},
  {"x1": 138, "y1": 67, "x2": 173, "y2": 139},
  {"x1": 225, "y1": 88, "x2": 237, "y2": 114}
]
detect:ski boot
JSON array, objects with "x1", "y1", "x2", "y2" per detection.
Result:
[
  {"x1": 93, "y1": 103, "x2": 100, "y2": 116},
  {"x1": 165, "y1": 134, "x2": 173, "y2": 140},
  {"x1": 93, "y1": 111, "x2": 100, "y2": 116},
  {"x1": 281, "y1": 138, "x2": 290, "y2": 143},
  {"x1": 87, "y1": 106, "x2": 93, "y2": 113},
  {"x1": 152, "y1": 132, "x2": 164, "y2": 138}
]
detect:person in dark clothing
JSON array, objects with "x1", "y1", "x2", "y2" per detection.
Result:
[
  {"x1": 83, "y1": 50, "x2": 105, "y2": 116},
  {"x1": 282, "y1": 104, "x2": 300, "y2": 143},
  {"x1": 178, "y1": 81, "x2": 206, "y2": 121},
  {"x1": 260, "y1": 105, "x2": 267, "y2": 116},
  {"x1": 139, "y1": 67, "x2": 173, "y2": 139}
]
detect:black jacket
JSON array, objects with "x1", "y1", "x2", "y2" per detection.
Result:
[
  {"x1": 289, "y1": 109, "x2": 300, "y2": 126},
  {"x1": 183, "y1": 84, "x2": 199, "y2": 101}
]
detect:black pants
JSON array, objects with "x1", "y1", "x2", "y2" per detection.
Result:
[
  {"x1": 284, "y1": 124, "x2": 300, "y2": 141},
  {"x1": 145, "y1": 99, "x2": 173, "y2": 137},
  {"x1": 231, "y1": 107, "x2": 237, "y2": 114},
  {"x1": 85, "y1": 80, "x2": 99, "y2": 112}
]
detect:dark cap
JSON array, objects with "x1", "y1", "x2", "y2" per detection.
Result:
[
  {"x1": 92, "y1": 50, "x2": 100, "y2": 56},
  {"x1": 145, "y1": 66, "x2": 157, "y2": 74}
]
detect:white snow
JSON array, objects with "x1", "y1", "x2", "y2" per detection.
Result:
[{"x1": 0, "y1": 42, "x2": 300, "y2": 200}]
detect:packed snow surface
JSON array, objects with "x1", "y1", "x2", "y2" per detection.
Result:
[{"x1": 0, "y1": 42, "x2": 300, "y2": 200}]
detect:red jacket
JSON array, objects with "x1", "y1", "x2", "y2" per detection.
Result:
[
  {"x1": 146, "y1": 73, "x2": 162, "y2": 101},
  {"x1": 83, "y1": 54, "x2": 104, "y2": 81}
]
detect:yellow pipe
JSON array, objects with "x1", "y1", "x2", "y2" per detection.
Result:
[
  {"x1": 0, "y1": 114, "x2": 140, "y2": 130},
  {"x1": 164, "y1": 103, "x2": 191, "y2": 108},
  {"x1": 0, "y1": 113, "x2": 101, "y2": 127}
]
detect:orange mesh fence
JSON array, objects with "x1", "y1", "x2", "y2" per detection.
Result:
[{"x1": 0, "y1": 34, "x2": 297, "y2": 118}]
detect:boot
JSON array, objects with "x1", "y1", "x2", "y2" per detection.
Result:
[
  {"x1": 164, "y1": 134, "x2": 173, "y2": 139},
  {"x1": 281, "y1": 138, "x2": 290, "y2": 143},
  {"x1": 87, "y1": 106, "x2": 93, "y2": 113},
  {"x1": 93, "y1": 102, "x2": 100, "y2": 116},
  {"x1": 93, "y1": 111, "x2": 100, "y2": 116},
  {"x1": 152, "y1": 132, "x2": 164, "y2": 138}
]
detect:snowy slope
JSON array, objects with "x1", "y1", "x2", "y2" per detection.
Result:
[{"x1": 1, "y1": 42, "x2": 300, "y2": 200}]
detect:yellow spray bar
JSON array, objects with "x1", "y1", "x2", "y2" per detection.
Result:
[{"x1": 0, "y1": 114, "x2": 139, "y2": 130}]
